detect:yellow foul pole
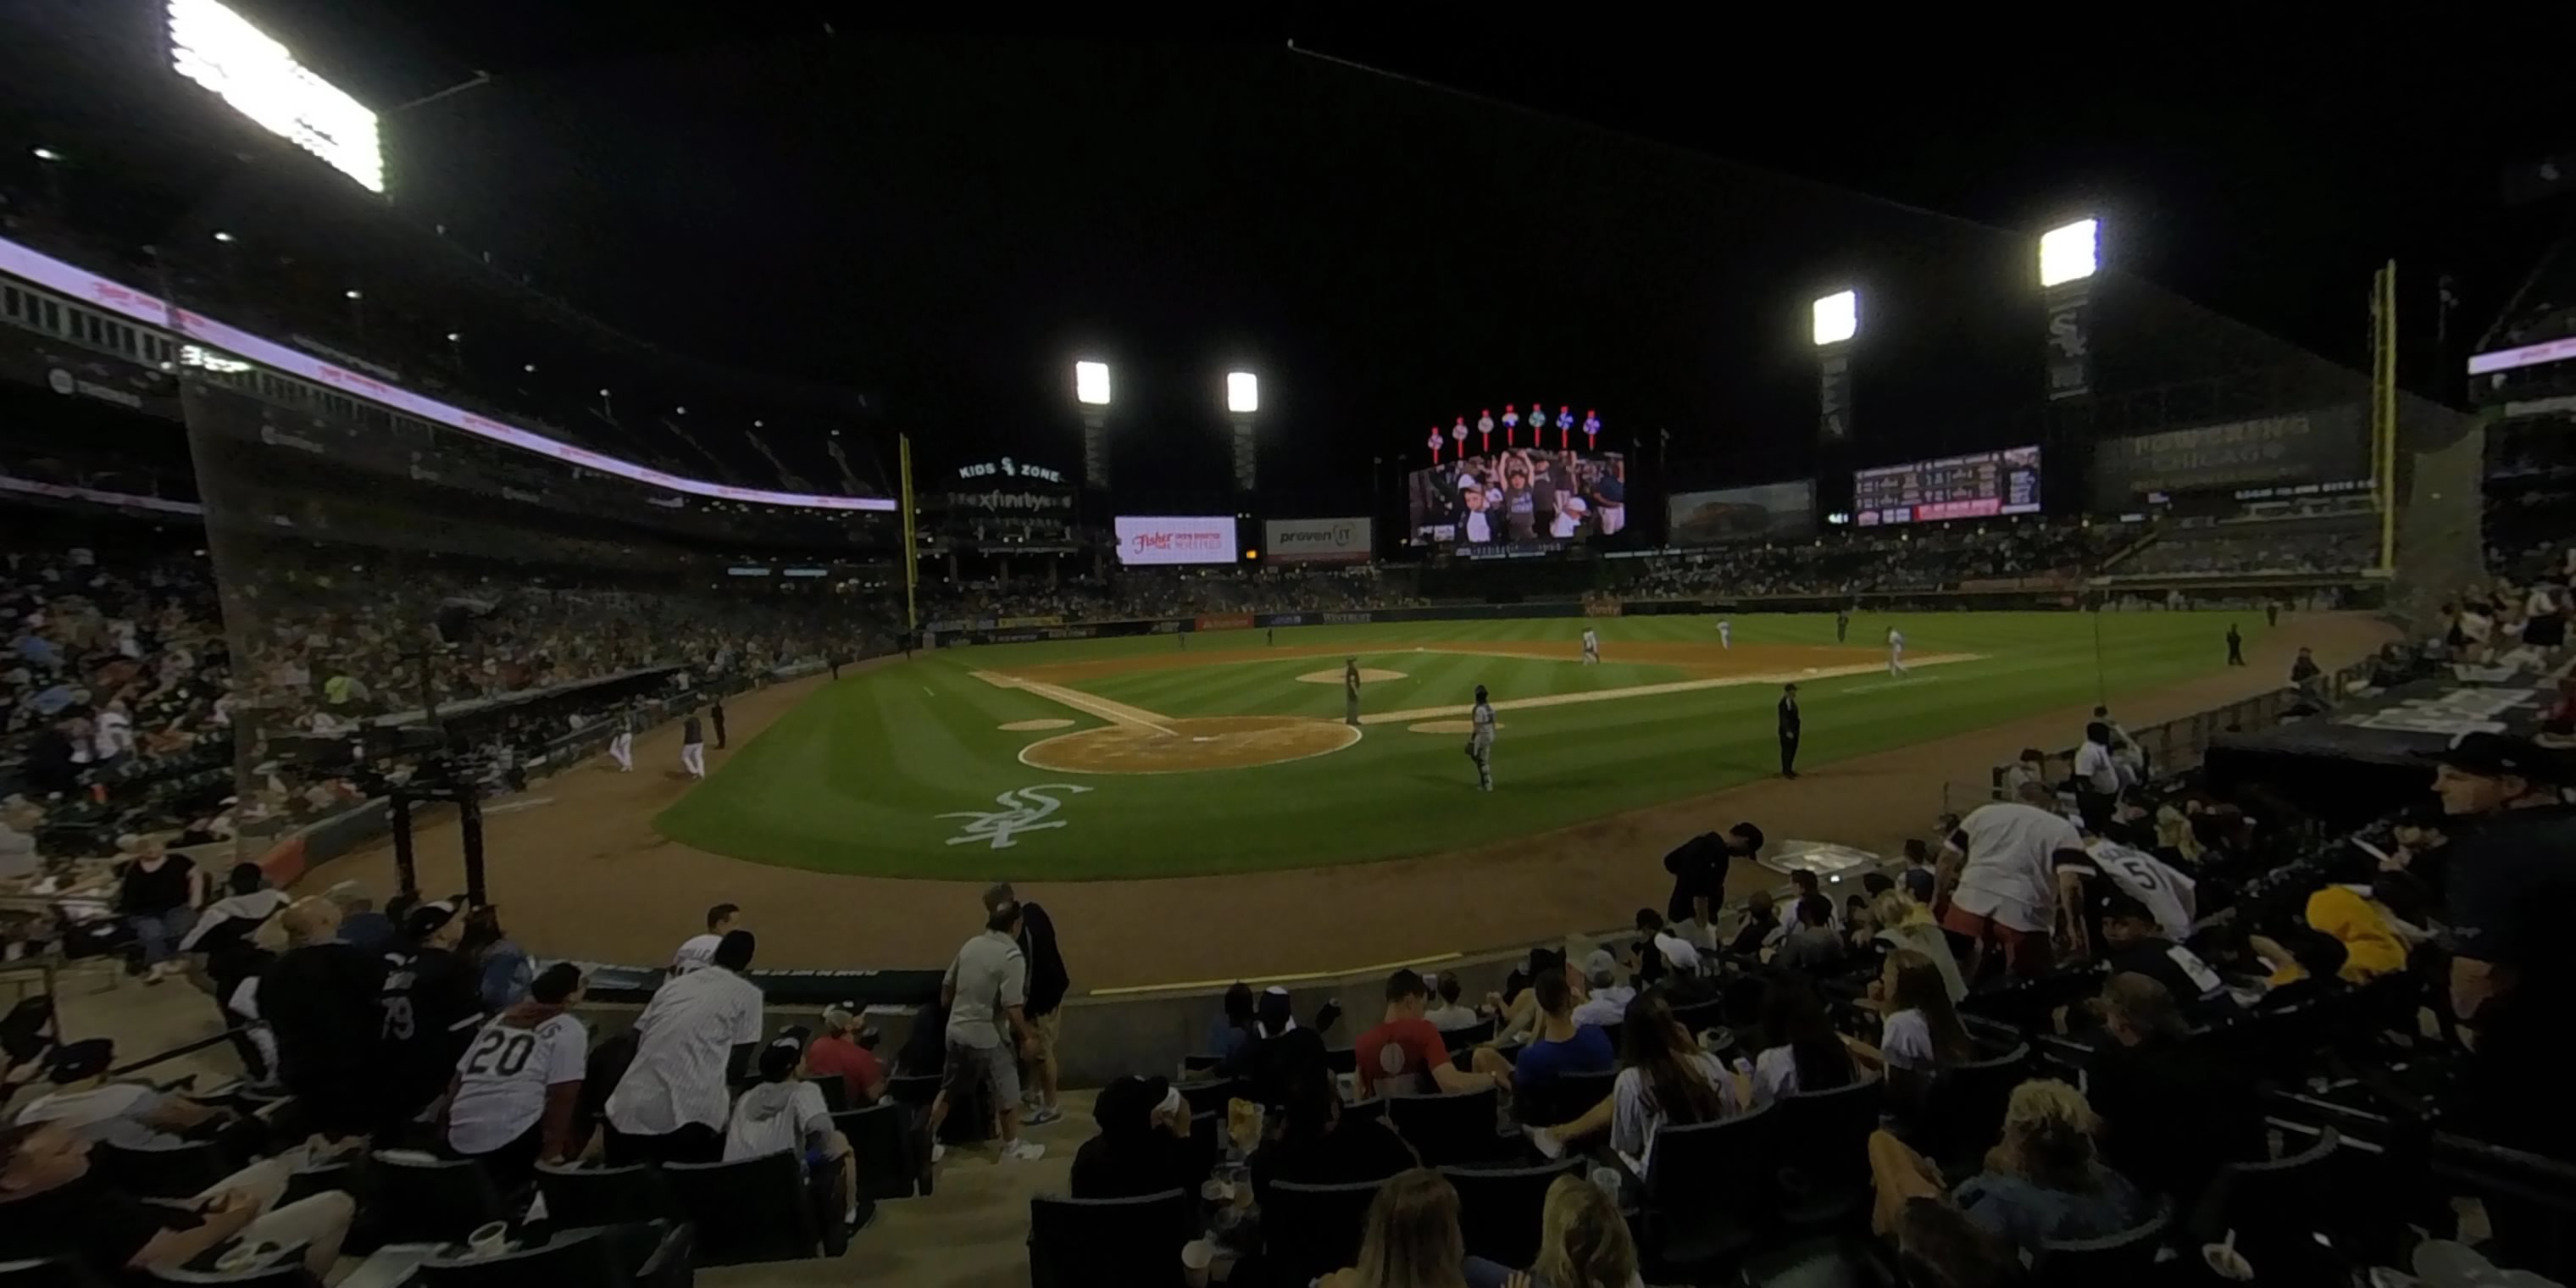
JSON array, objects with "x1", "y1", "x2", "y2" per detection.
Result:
[
  {"x1": 899, "y1": 433, "x2": 919, "y2": 630},
  {"x1": 2373, "y1": 262, "x2": 2398, "y2": 574}
]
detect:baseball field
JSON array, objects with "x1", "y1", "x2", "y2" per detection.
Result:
[{"x1": 654, "y1": 610, "x2": 2262, "y2": 880}]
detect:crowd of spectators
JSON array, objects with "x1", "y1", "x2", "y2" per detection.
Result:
[
  {"x1": 1625, "y1": 517, "x2": 2121, "y2": 601},
  {"x1": 2116, "y1": 514, "x2": 2379, "y2": 577},
  {"x1": 922, "y1": 564, "x2": 1424, "y2": 623}
]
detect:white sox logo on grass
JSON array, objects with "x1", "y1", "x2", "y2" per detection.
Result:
[{"x1": 941, "y1": 784, "x2": 1093, "y2": 849}]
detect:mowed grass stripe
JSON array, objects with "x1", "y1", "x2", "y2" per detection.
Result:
[{"x1": 659, "y1": 612, "x2": 2304, "y2": 880}]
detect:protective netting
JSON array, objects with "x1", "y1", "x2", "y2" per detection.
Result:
[{"x1": 155, "y1": 172, "x2": 906, "y2": 860}]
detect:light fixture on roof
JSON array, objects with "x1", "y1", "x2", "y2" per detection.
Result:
[
  {"x1": 445, "y1": 331, "x2": 460, "y2": 342},
  {"x1": 2038, "y1": 218, "x2": 2099, "y2": 288},
  {"x1": 522, "y1": 363, "x2": 536, "y2": 373},
  {"x1": 212, "y1": 230, "x2": 236, "y2": 243},
  {"x1": 1074, "y1": 360, "x2": 1111, "y2": 407},
  {"x1": 1811, "y1": 290, "x2": 1858, "y2": 347},
  {"x1": 31, "y1": 147, "x2": 62, "y2": 162}
]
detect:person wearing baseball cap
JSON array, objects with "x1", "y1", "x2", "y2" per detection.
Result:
[
  {"x1": 807, "y1": 1002, "x2": 887, "y2": 1108},
  {"x1": 378, "y1": 899, "x2": 484, "y2": 1137},
  {"x1": 2426, "y1": 731, "x2": 2575, "y2": 1175},
  {"x1": 982, "y1": 883, "x2": 1068, "y2": 1127},
  {"x1": 722, "y1": 1027, "x2": 858, "y2": 1232}
]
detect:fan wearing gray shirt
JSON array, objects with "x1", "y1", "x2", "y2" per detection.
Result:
[{"x1": 925, "y1": 897, "x2": 1046, "y2": 1163}]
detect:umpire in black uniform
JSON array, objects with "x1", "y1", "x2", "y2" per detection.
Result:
[{"x1": 1777, "y1": 682, "x2": 1802, "y2": 779}]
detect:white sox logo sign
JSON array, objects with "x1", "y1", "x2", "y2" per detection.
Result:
[{"x1": 941, "y1": 784, "x2": 1094, "y2": 849}]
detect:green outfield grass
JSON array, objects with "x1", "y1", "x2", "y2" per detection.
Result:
[{"x1": 654, "y1": 611, "x2": 2262, "y2": 880}]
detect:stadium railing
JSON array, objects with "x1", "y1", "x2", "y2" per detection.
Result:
[{"x1": 1985, "y1": 657, "x2": 2376, "y2": 799}]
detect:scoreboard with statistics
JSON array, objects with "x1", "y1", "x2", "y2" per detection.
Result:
[{"x1": 1852, "y1": 446, "x2": 2043, "y2": 526}]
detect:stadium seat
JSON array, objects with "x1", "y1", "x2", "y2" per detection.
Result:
[
  {"x1": 95, "y1": 1139, "x2": 235, "y2": 1199},
  {"x1": 661, "y1": 1152, "x2": 822, "y2": 1264},
  {"x1": 1441, "y1": 1019, "x2": 1496, "y2": 1063},
  {"x1": 2032, "y1": 1198, "x2": 2172, "y2": 1287},
  {"x1": 1264, "y1": 1177, "x2": 1389, "y2": 1285},
  {"x1": 0, "y1": 1258, "x2": 113, "y2": 1288},
  {"x1": 1341, "y1": 1096, "x2": 1388, "y2": 1128},
  {"x1": 1731, "y1": 1233, "x2": 1890, "y2": 1288},
  {"x1": 1523, "y1": 1067, "x2": 1616, "y2": 1131},
  {"x1": 535, "y1": 1162, "x2": 684, "y2": 1228},
  {"x1": 1177, "y1": 1076, "x2": 1249, "y2": 1118},
  {"x1": 1179, "y1": 1053, "x2": 1225, "y2": 1075},
  {"x1": 1324, "y1": 1045, "x2": 1357, "y2": 1075},
  {"x1": 1923, "y1": 1042, "x2": 2031, "y2": 1179},
  {"x1": 365, "y1": 1152, "x2": 510, "y2": 1247},
  {"x1": 275, "y1": 1160, "x2": 357, "y2": 1209},
  {"x1": 413, "y1": 1219, "x2": 693, "y2": 1288},
  {"x1": 832, "y1": 1103, "x2": 926, "y2": 1201},
  {"x1": 2196, "y1": 1129, "x2": 2344, "y2": 1282},
  {"x1": 813, "y1": 1075, "x2": 848, "y2": 1113},
  {"x1": 1442, "y1": 1159, "x2": 1577, "y2": 1266},
  {"x1": 1641, "y1": 1100, "x2": 1779, "y2": 1280},
  {"x1": 1385, "y1": 1085, "x2": 1507, "y2": 1167},
  {"x1": 1027, "y1": 1190, "x2": 1194, "y2": 1288},
  {"x1": 1773, "y1": 1077, "x2": 1883, "y2": 1230},
  {"x1": 1668, "y1": 998, "x2": 1728, "y2": 1037}
]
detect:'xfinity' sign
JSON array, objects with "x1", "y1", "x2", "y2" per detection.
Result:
[{"x1": 958, "y1": 457, "x2": 1064, "y2": 484}]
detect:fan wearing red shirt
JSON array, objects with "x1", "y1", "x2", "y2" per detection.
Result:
[
  {"x1": 806, "y1": 1003, "x2": 888, "y2": 1107},
  {"x1": 1356, "y1": 969, "x2": 1507, "y2": 1099}
]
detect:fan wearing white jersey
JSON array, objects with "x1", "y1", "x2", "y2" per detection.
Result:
[
  {"x1": 441, "y1": 963, "x2": 589, "y2": 1189},
  {"x1": 1580, "y1": 628, "x2": 1601, "y2": 664},
  {"x1": 2076, "y1": 838, "x2": 2196, "y2": 941}
]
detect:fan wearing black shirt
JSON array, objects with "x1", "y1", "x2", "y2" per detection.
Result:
[
  {"x1": 1069, "y1": 1075, "x2": 1202, "y2": 1200},
  {"x1": 2085, "y1": 974, "x2": 2257, "y2": 1199},
  {"x1": 2094, "y1": 893, "x2": 2225, "y2": 1010},
  {"x1": 1247, "y1": 1069, "x2": 1417, "y2": 1203},
  {"x1": 1227, "y1": 988, "x2": 1330, "y2": 1112},
  {"x1": 258, "y1": 897, "x2": 388, "y2": 1141},
  {"x1": 378, "y1": 902, "x2": 487, "y2": 1138}
]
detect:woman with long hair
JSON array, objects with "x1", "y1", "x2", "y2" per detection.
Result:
[
  {"x1": 1492, "y1": 1172, "x2": 1641, "y2": 1288},
  {"x1": 1538, "y1": 992, "x2": 1739, "y2": 1177},
  {"x1": 458, "y1": 903, "x2": 533, "y2": 1013},
  {"x1": 1869, "y1": 890, "x2": 1967, "y2": 1003},
  {"x1": 1322, "y1": 1168, "x2": 1468, "y2": 1288},
  {"x1": 1868, "y1": 1080, "x2": 2143, "y2": 1256},
  {"x1": 1849, "y1": 950, "x2": 1974, "y2": 1104},
  {"x1": 1752, "y1": 974, "x2": 1858, "y2": 1101}
]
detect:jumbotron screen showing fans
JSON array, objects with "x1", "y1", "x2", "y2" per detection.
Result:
[
  {"x1": 1852, "y1": 446, "x2": 2042, "y2": 526},
  {"x1": 1113, "y1": 515, "x2": 1240, "y2": 566},
  {"x1": 1406, "y1": 449, "x2": 1627, "y2": 550}
]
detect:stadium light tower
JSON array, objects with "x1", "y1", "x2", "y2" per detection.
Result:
[
  {"x1": 1226, "y1": 370, "x2": 1260, "y2": 491},
  {"x1": 2038, "y1": 219, "x2": 2099, "y2": 289},
  {"x1": 1811, "y1": 290, "x2": 1857, "y2": 444},
  {"x1": 2038, "y1": 217, "x2": 2098, "y2": 399},
  {"x1": 1074, "y1": 360, "x2": 1111, "y2": 488}
]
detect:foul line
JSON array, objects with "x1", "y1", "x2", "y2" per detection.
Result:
[
  {"x1": 1354, "y1": 652, "x2": 1985, "y2": 724},
  {"x1": 974, "y1": 671, "x2": 1179, "y2": 736}
]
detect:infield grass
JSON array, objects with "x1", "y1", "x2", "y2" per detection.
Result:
[{"x1": 653, "y1": 611, "x2": 2261, "y2": 880}]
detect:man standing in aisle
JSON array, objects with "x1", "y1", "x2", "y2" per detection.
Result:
[
  {"x1": 709, "y1": 697, "x2": 728, "y2": 751},
  {"x1": 1886, "y1": 626, "x2": 1908, "y2": 676},
  {"x1": 927, "y1": 896, "x2": 1046, "y2": 1164},
  {"x1": 1581, "y1": 627, "x2": 1601, "y2": 665},
  {"x1": 680, "y1": 710, "x2": 707, "y2": 780},
  {"x1": 602, "y1": 930, "x2": 763, "y2": 1164},
  {"x1": 1468, "y1": 685, "x2": 1497, "y2": 792},
  {"x1": 1777, "y1": 682, "x2": 1802, "y2": 779}
]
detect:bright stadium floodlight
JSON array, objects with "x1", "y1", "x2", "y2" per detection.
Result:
[
  {"x1": 2039, "y1": 218, "x2": 2099, "y2": 288},
  {"x1": 31, "y1": 147, "x2": 62, "y2": 163},
  {"x1": 1226, "y1": 370, "x2": 1258, "y2": 414},
  {"x1": 1074, "y1": 360, "x2": 1112, "y2": 407},
  {"x1": 1812, "y1": 290, "x2": 1858, "y2": 347},
  {"x1": 167, "y1": 0, "x2": 386, "y2": 194}
]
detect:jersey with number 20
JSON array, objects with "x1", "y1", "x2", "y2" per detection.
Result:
[{"x1": 446, "y1": 1012, "x2": 589, "y2": 1154}]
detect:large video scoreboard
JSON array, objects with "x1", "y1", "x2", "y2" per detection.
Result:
[{"x1": 1853, "y1": 446, "x2": 2042, "y2": 526}]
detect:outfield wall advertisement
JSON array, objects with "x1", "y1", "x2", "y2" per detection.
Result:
[
  {"x1": 2089, "y1": 408, "x2": 2368, "y2": 507},
  {"x1": 1263, "y1": 516, "x2": 1374, "y2": 563},
  {"x1": 1666, "y1": 480, "x2": 1816, "y2": 545},
  {"x1": 1113, "y1": 515, "x2": 1239, "y2": 566}
]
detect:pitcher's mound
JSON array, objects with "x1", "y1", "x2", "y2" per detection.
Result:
[
  {"x1": 1296, "y1": 667, "x2": 1407, "y2": 685},
  {"x1": 1021, "y1": 716, "x2": 1360, "y2": 775},
  {"x1": 1408, "y1": 719, "x2": 1503, "y2": 735},
  {"x1": 999, "y1": 718, "x2": 1076, "y2": 732}
]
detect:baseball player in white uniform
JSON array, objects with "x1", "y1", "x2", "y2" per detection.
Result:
[
  {"x1": 608, "y1": 705, "x2": 636, "y2": 773},
  {"x1": 1468, "y1": 685, "x2": 1497, "y2": 791},
  {"x1": 1718, "y1": 618, "x2": 1732, "y2": 650},
  {"x1": 1580, "y1": 628, "x2": 1600, "y2": 664},
  {"x1": 1886, "y1": 628, "x2": 1908, "y2": 676}
]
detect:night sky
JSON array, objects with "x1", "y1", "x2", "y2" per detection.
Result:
[{"x1": 223, "y1": 6, "x2": 2572, "y2": 512}]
